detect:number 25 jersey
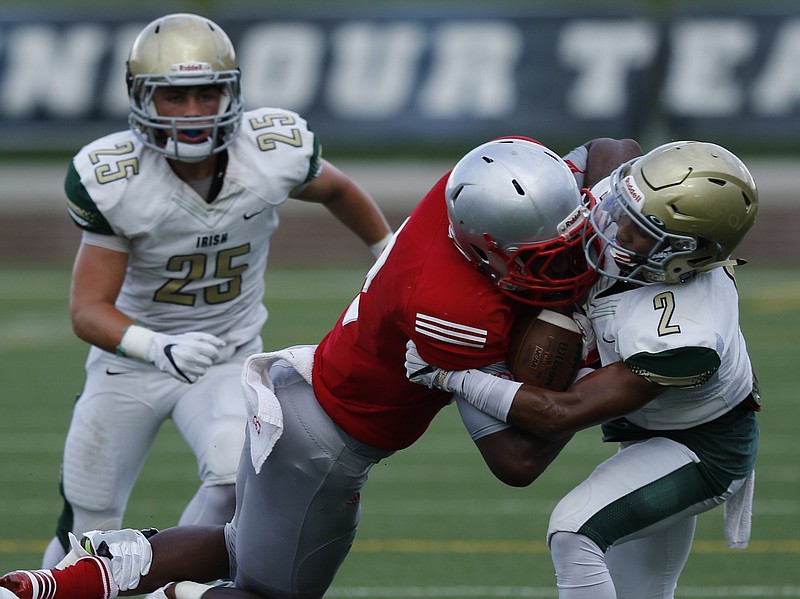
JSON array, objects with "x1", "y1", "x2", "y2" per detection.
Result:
[{"x1": 65, "y1": 107, "x2": 320, "y2": 350}]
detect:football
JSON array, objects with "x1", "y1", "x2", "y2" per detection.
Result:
[{"x1": 506, "y1": 306, "x2": 584, "y2": 390}]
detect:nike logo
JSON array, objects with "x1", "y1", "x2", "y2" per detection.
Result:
[
  {"x1": 105, "y1": 369, "x2": 130, "y2": 376},
  {"x1": 243, "y1": 208, "x2": 266, "y2": 220},
  {"x1": 601, "y1": 334, "x2": 615, "y2": 344},
  {"x1": 163, "y1": 344, "x2": 192, "y2": 383},
  {"x1": 410, "y1": 365, "x2": 435, "y2": 378}
]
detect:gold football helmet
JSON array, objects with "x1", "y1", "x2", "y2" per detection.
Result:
[
  {"x1": 584, "y1": 141, "x2": 759, "y2": 284},
  {"x1": 126, "y1": 13, "x2": 244, "y2": 162}
]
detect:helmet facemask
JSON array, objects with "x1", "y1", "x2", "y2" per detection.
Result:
[
  {"x1": 128, "y1": 69, "x2": 243, "y2": 163},
  {"x1": 485, "y1": 205, "x2": 599, "y2": 306},
  {"x1": 583, "y1": 164, "x2": 697, "y2": 284}
]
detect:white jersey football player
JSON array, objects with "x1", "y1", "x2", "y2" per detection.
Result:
[
  {"x1": 40, "y1": 13, "x2": 391, "y2": 568},
  {"x1": 406, "y1": 141, "x2": 760, "y2": 598}
]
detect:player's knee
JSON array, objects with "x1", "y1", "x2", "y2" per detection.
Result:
[
  {"x1": 200, "y1": 428, "x2": 245, "y2": 484},
  {"x1": 549, "y1": 532, "x2": 611, "y2": 590},
  {"x1": 550, "y1": 531, "x2": 605, "y2": 561},
  {"x1": 62, "y1": 432, "x2": 122, "y2": 512}
]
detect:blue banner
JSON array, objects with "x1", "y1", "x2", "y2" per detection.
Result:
[{"x1": 0, "y1": 8, "x2": 797, "y2": 155}]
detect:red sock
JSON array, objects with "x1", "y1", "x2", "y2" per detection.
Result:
[
  {"x1": 3, "y1": 557, "x2": 118, "y2": 599},
  {"x1": 56, "y1": 557, "x2": 118, "y2": 599}
]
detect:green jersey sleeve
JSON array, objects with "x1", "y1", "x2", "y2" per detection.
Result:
[
  {"x1": 64, "y1": 161, "x2": 115, "y2": 235},
  {"x1": 625, "y1": 346, "x2": 721, "y2": 387}
]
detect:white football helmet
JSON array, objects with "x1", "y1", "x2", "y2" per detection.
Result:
[
  {"x1": 445, "y1": 138, "x2": 597, "y2": 307},
  {"x1": 583, "y1": 141, "x2": 759, "y2": 284},
  {"x1": 126, "y1": 13, "x2": 244, "y2": 162}
]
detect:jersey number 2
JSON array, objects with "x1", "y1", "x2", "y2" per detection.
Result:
[{"x1": 653, "y1": 291, "x2": 681, "y2": 336}]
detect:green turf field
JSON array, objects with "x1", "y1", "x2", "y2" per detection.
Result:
[{"x1": 1, "y1": 265, "x2": 798, "y2": 598}]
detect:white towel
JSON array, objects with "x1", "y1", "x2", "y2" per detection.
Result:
[
  {"x1": 724, "y1": 469, "x2": 755, "y2": 549},
  {"x1": 241, "y1": 345, "x2": 316, "y2": 473}
]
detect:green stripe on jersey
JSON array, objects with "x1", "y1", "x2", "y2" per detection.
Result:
[
  {"x1": 65, "y1": 162, "x2": 114, "y2": 234},
  {"x1": 626, "y1": 346, "x2": 720, "y2": 387}
]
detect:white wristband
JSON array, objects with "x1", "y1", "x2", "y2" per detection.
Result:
[
  {"x1": 117, "y1": 324, "x2": 156, "y2": 361},
  {"x1": 368, "y1": 232, "x2": 393, "y2": 258},
  {"x1": 173, "y1": 582, "x2": 213, "y2": 599}
]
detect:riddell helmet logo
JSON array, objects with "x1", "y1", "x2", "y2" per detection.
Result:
[
  {"x1": 171, "y1": 62, "x2": 212, "y2": 74},
  {"x1": 564, "y1": 208, "x2": 581, "y2": 228},
  {"x1": 558, "y1": 206, "x2": 586, "y2": 237},
  {"x1": 623, "y1": 175, "x2": 645, "y2": 207}
]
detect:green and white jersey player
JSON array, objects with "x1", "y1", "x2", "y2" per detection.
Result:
[{"x1": 42, "y1": 13, "x2": 391, "y2": 569}]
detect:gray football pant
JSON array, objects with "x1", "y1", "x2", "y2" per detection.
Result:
[{"x1": 224, "y1": 359, "x2": 393, "y2": 599}]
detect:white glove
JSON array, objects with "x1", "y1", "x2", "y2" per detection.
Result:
[
  {"x1": 58, "y1": 529, "x2": 156, "y2": 591},
  {"x1": 118, "y1": 325, "x2": 226, "y2": 383},
  {"x1": 572, "y1": 309, "x2": 596, "y2": 362},
  {"x1": 54, "y1": 531, "x2": 93, "y2": 570},
  {"x1": 84, "y1": 528, "x2": 155, "y2": 591},
  {"x1": 404, "y1": 340, "x2": 453, "y2": 391},
  {"x1": 147, "y1": 331, "x2": 226, "y2": 383}
]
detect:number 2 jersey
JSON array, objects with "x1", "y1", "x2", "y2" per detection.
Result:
[
  {"x1": 65, "y1": 107, "x2": 321, "y2": 351},
  {"x1": 587, "y1": 268, "x2": 755, "y2": 430}
]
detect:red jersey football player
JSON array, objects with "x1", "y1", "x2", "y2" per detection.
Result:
[{"x1": 1, "y1": 136, "x2": 641, "y2": 599}]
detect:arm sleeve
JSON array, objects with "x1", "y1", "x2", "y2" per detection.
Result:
[{"x1": 457, "y1": 397, "x2": 511, "y2": 441}]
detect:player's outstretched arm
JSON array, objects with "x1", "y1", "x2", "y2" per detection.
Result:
[
  {"x1": 406, "y1": 341, "x2": 664, "y2": 441},
  {"x1": 503, "y1": 363, "x2": 663, "y2": 440},
  {"x1": 129, "y1": 526, "x2": 230, "y2": 595},
  {"x1": 292, "y1": 159, "x2": 393, "y2": 257}
]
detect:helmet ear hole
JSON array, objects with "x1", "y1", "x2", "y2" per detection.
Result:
[{"x1": 470, "y1": 245, "x2": 490, "y2": 265}]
